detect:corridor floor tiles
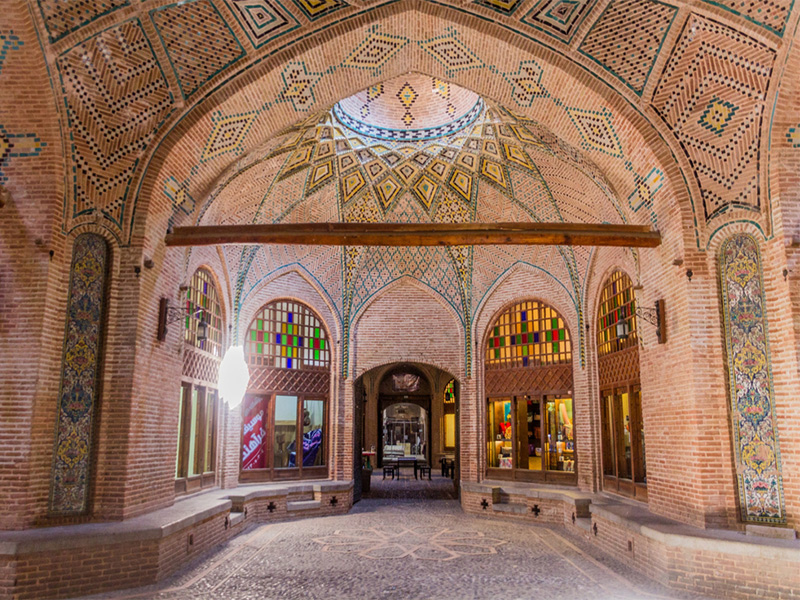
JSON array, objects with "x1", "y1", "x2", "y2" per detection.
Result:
[{"x1": 75, "y1": 499, "x2": 713, "y2": 600}]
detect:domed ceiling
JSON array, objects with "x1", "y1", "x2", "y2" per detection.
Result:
[{"x1": 199, "y1": 73, "x2": 632, "y2": 367}]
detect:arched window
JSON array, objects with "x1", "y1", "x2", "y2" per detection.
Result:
[
  {"x1": 245, "y1": 300, "x2": 330, "y2": 370},
  {"x1": 597, "y1": 270, "x2": 637, "y2": 356},
  {"x1": 484, "y1": 300, "x2": 575, "y2": 484},
  {"x1": 596, "y1": 270, "x2": 646, "y2": 501},
  {"x1": 184, "y1": 268, "x2": 223, "y2": 357},
  {"x1": 175, "y1": 268, "x2": 224, "y2": 494},
  {"x1": 241, "y1": 300, "x2": 331, "y2": 482}
]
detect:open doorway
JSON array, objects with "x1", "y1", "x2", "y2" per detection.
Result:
[{"x1": 354, "y1": 363, "x2": 459, "y2": 501}]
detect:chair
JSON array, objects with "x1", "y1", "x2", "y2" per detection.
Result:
[
  {"x1": 443, "y1": 458, "x2": 455, "y2": 478},
  {"x1": 382, "y1": 463, "x2": 398, "y2": 480},
  {"x1": 418, "y1": 464, "x2": 431, "y2": 480}
]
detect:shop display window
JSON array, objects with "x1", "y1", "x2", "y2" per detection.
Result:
[
  {"x1": 597, "y1": 271, "x2": 646, "y2": 500},
  {"x1": 175, "y1": 382, "x2": 218, "y2": 492}
]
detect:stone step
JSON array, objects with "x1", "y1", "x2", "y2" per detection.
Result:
[
  {"x1": 287, "y1": 500, "x2": 321, "y2": 512},
  {"x1": 492, "y1": 502, "x2": 527, "y2": 515},
  {"x1": 574, "y1": 516, "x2": 592, "y2": 533},
  {"x1": 229, "y1": 511, "x2": 245, "y2": 527}
]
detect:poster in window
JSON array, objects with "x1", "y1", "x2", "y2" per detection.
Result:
[{"x1": 242, "y1": 395, "x2": 266, "y2": 469}]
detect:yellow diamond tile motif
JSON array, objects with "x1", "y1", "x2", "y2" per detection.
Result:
[
  {"x1": 480, "y1": 158, "x2": 509, "y2": 190},
  {"x1": 397, "y1": 82, "x2": 418, "y2": 109},
  {"x1": 396, "y1": 162, "x2": 419, "y2": 185},
  {"x1": 375, "y1": 175, "x2": 402, "y2": 210},
  {"x1": 503, "y1": 143, "x2": 534, "y2": 170},
  {"x1": 340, "y1": 169, "x2": 366, "y2": 203},
  {"x1": 316, "y1": 140, "x2": 334, "y2": 160},
  {"x1": 448, "y1": 168, "x2": 473, "y2": 203},
  {"x1": 432, "y1": 77, "x2": 450, "y2": 99},
  {"x1": 482, "y1": 139, "x2": 501, "y2": 158},
  {"x1": 365, "y1": 159, "x2": 388, "y2": 181},
  {"x1": 306, "y1": 159, "x2": 334, "y2": 194},
  {"x1": 412, "y1": 175, "x2": 439, "y2": 209},
  {"x1": 367, "y1": 84, "x2": 384, "y2": 101},
  {"x1": 201, "y1": 111, "x2": 257, "y2": 162},
  {"x1": 427, "y1": 158, "x2": 449, "y2": 181},
  {"x1": 456, "y1": 152, "x2": 479, "y2": 173},
  {"x1": 338, "y1": 152, "x2": 358, "y2": 173},
  {"x1": 397, "y1": 146, "x2": 417, "y2": 156}
]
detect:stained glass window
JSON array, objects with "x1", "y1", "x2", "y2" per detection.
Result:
[
  {"x1": 486, "y1": 301, "x2": 571, "y2": 368},
  {"x1": 185, "y1": 268, "x2": 223, "y2": 357},
  {"x1": 597, "y1": 270, "x2": 637, "y2": 356},
  {"x1": 246, "y1": 300, "x2": 330, "y2": 370}
]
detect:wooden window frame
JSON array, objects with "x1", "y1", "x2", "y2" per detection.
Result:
[
  {"x1": 185, "y1": 268, "x2": 224, "y2": 358},
  {"x1": 175, "y1": 382, "x2": 219, "y2": 494},
  {"x1": 485, "y1": 393, "x2": 577, "y2": 485},
  {"x1": 239, "y1": 392, "x2": 328, "y2": 483},
  {"x1": 600, "y1": 382, "x2": 646, "y2": 501}
]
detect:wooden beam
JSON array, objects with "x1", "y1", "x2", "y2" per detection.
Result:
[{"x1": 164, "y1": 222, "x2": 661, "y2": 248}]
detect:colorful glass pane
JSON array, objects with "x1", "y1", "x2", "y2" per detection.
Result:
[
  {"x1": 184, "y1": 268, "x2": 223, "y2": 357},
  {"x1": 596, "y1": 270, "x2": 637, "y2": 356},
  {"x1": 486, "y1": 300, "x2": 571, "y2": 368},
  {"x1": 245, "y1": 300, "x2": 330, "y2": 370}
]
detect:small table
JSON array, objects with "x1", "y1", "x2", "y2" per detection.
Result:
[{"x1": 397, "y1": 457, "x2": 418, "y2": 479}]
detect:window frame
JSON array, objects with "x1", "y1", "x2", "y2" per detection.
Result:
[
  {"x1": 175, "y1": 382, "x2": 219, "y2": 494},
  {"x1": 485, "y1": 393, "x2": 577, "y2": 484},
  {"x1": 239, "y1": 392, "x2": 328, "y2": 482}
]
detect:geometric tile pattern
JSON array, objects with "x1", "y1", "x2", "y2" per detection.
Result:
[
  {"x1": 504, "y1": 61, "x2": 549, "y2": 107},
  {"x1": 313, "y1": 526, "x2": 508, "y2": 560},
  {"x1": 50, "y1": 234, "x2": 108, "y2": 515},
  {"x1": 288, "y1": 0, "x2": 347, "y2": 21},
  {"x1": 0, "y1": 124, "x2": 46, "y2": 185},
  {"x1": 56, "y1": 20, "x2": 174, "y2": 232},
  {"x1": 201, "y1": 110, "x2": 258, "y2": 162},
  {"x1": 787, "y1": 126, "x2": 800, "y2": 148},
  {"x1": 0, "y1": 30, "x2": 23, "y2": 75},
  {"x1": 36, "y1": 0, "x2": 129, "y2": 43},
  {"x1": 279, "y1": 61, "x2": 323, "y2": 110},
  {"x1": 474, "y1": 0, "x2": 526, "y2": 16},
  {"x1": 701, "y1": 0, "x2": 792, "y2": 36},
  {"x1": 150, "y1": 0, "x2": 245, "y2": 100},
  {"x1": 521, "y1": 0, "x2": 599, "y2": 43},
  {"x1": 419, "y1": 30, "x2": 484, "y2": 77},
  {"x1": 564, "y1": 106, "x2": 624, "y2": 158},
  {"x1": 651, "y1": 15, "x2": 775, "y2": 220},
  {"x1": 226, "y1": 0, "x2": 300, "y2": 48},
  {"x1": 342, "y1": 30, "x2": 408, "y2": 75},
  {"x1": 719, "y1": 234, "x2": 785, "y2": 524},
  {"x1": 579, "y1": 0, "x2": 677, "y2": 95}
]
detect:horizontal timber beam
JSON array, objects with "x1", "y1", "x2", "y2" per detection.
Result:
[{"x1": 164, "y1": 222, "x2": 661, "y2": 248}]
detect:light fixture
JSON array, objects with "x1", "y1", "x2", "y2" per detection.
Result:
[
  {"x1": 615, "y1": 300, "x2": 666, "y2": 344},
  {"x1": 156, "y1": 297, "x2": 207, "y2": 341},
  {"x1": 219, "y1": 346, "x2": 249, "y2": 409}
]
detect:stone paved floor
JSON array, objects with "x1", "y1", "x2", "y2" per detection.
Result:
[{"x1": 76, "y1": 480, "x2": 713, "y2": 600}]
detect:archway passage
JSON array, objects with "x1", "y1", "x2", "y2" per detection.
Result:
[{"x1": 355, "y1": 363, "x2": 459, "y2": 501}]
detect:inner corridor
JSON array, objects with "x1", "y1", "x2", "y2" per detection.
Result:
[{"x1": 73, "y1": 479, "x2": 710, "y2": 600}]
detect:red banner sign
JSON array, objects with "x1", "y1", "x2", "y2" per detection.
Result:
[{"x1": 242, "y1": 395, "x2": 266, "y2": 469}]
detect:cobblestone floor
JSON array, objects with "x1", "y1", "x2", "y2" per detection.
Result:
[{"x1": 77, "y1": 482, "x2": 713, "y2": 600}]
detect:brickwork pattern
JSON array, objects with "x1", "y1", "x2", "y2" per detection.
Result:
[{"x1": 579, "y1": 0, "x2": 677, "y2": 95}]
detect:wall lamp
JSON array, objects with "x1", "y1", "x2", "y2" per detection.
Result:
[
  {"x1": 157, "y1": 297, "x2": 208, "y2": 342},
  {"x1": 616, "y1": 299, "x2": 667, "y2": 345}
]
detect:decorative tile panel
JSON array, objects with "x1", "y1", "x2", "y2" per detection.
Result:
[
  {"x1": 521, "y1": 0, "x2": 598, "y2": 43},
  {"x1": 50, "y1": 234, "x2": 108, "y2": 515},
  {"x1": 0, "y1": 30, "x2": 23, "y2": 74},
  {"x1": 579, "y1": 0, "x2": 677, "y2": 95},
  {"x1": 701, "y1": 0, "x2": 793, "y2": 35},
  {"x1": 37, "y1": 0, "x2": 129, "y2": 43},
  {"x1": 57, "y1": 20, "x2": 174, "y2": 234},
  {"x1": 151, "y1": 0, "x2": 245, "y2": 100},
  {"x1": 226, "y1": 0, "x2": 300, "y2": 48},
  {"x1": 652, "y1": 16, "x2": 775, "y2": 220},
  {"x1": 719, "y1": 234, "x2": 785, "y2": 523},
  {"x1": 288, "y1": 0, "x2": 348, "y2": 21}
]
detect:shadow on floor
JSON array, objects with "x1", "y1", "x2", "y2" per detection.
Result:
[{"x1": 363, "y1": 471, "x2": 458, "y2": 500}]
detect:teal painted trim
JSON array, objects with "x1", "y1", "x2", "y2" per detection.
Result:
[
  {"x1": 56, "y1": 18, "x2": 175, "y2": 240},
  {"x1": 130, "y1": 0, "x2": 701, "y2": 251},
  {"x1": 238, "y1": 261, "x2": 344, "y2": 324},
  {"x1": 700, "y1": 0, "x2": 793, "y2": 37},
  {"x1": 577, "y1": 0, "x2": 678, "y2": 97},
  {"x1": 36, "y1": 0, "x2": 130, "y2": 43},
  {"x1": 149, "y1": 0, "x2": 246, "y2": 100},
  {"x1": 351, "y1": 275, "x2": 466, "y2": 328},
  {"x1": 226, "y1": 0, "x2": 301, "y2": 49},
  {"x1": 705, "y1": 219, "x2": 768, "y2": 250}
]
